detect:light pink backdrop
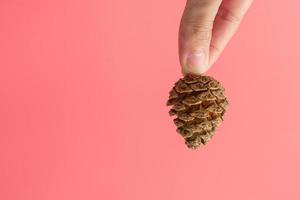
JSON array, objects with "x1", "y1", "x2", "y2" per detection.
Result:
[{"x1": 1, "y1": 0, "x2": 300, "y2": 199}]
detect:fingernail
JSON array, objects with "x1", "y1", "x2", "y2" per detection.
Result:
[{"x1": 186, "y1": 49, "x2": 207, "y2": 74}]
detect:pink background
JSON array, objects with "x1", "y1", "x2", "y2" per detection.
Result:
[{"x1": 1, "y1": 0, "x2": 300, "y2": 199}]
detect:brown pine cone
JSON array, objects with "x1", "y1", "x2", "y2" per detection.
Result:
[{"x1": 167, "y1": 74, "x2": 228, "y2": 149}]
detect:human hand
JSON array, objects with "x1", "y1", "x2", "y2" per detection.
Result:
[{"x1": 179, "y1": 0, "x2": 253, "y2": 74}]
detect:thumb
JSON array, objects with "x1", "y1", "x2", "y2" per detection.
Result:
[{"x1": 179, "y1": 0, "x2": 222, "y2": 75}]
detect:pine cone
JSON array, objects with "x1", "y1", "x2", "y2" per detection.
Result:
[{"x1": 167, "y1": 74, "x2": 228, "y2": 149}]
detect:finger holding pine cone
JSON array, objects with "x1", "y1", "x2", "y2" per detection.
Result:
[{"x1": 167, "y1": 74, "x2": 228, "y2": 149}]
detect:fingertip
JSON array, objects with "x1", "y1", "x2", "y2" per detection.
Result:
[
  {"x1": 181, "y1": 49, "x2": 209, "y2": 75},
  {"x1": 182, "y1": 65, "x2": 208, "y2": 75}
]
